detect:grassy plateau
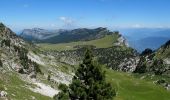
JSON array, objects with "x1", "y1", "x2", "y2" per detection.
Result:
[{"x1": 37, "y1": 34, "x2": 119, "y2": 51}]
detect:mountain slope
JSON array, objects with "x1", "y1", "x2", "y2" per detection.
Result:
[
  {"x1": 0, "y1": 23, "x2": 44, "y2": 75},
  {"x1": 155, "y1": 40, "x2": 170, "y2": 59},
  {"x1": 0, "y1": 23, "x2": 71, "y2": 99},
  {"x1": 0, "y1": 23, "x2": 55, "y2": 99}
]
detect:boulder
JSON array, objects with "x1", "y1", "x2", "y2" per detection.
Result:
[
  {"x1": 166, "y1": 84, "x2": 170, "y2": 90},
  {"x1": 0, "y1": 91, "x2": 7, "y2": 97}
]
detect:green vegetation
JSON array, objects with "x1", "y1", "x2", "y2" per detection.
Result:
[
  {"x1": 0, "y1": 23, "x2": 5, "y2": 32},
  {"x1": 135, "y1": 58, "x2": 167, "y2": 75},
  {"x1": 0, "y1": 59, "x2": 2, "y2": 67},
  {"x1": 134, "y1": 56, "x2": 147, "y2": 73},
  {"x1": 0, "y1": 51, "x2": 2, "y2": 67},
  {"x1": 155, "y1": 40, "x2": 170, "y2": 59},
  {"x1": 0, "y1": 55, "x2": 3, "y2": 67},
  {"x1": 33, "y1": 61, "x2": 42, "y2": 74},
  {"x1": 134, "y1": 72, "x2": 170, "y2": 85},
  {"x1": 14, "y1": 45, "x2": 42, "y2": 73},
  {"x1": 155, "y1": 48, "x2": 170, "y2": 59},
  {"x1": 15, "y1": 46, "x2": 29, "y2": 69},
  {"x1": 140, "y1": 48, "x2": 153, "y2": 56},
  {"x1": 55, "y1": 49, "x2": 115, "y2": 100},
  {"x1": 134, "y1": 48, "x2": 169, "y2": 76},
  {"x1": 37, "y1": 34, "x2": 119, "y2": 51},
  {"x1": 1, "y1": 23, "x2": 170, "y2": 100},
  {"x1": 53, "y1": 59, "x2": 170, "y2": 100},
  {"x1": 1, "y1": 39, "x2": 11, "y2": 47},
  {"x1": 105, "y1": 69, "x2": 170, "y2": 100},
  {"x1": 0, "y1": 72, "x2": 52, "y2": 100},
  {"x1": 47, "y1": 74, "x2": 51, "y2": 81},
  {"x1": 151, "y1": 59, "x2": 166, "y2": 75}
]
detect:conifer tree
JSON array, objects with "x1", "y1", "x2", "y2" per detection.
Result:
[{"x1": 54, "y1": 48, "x2": 116, "y2": 100}]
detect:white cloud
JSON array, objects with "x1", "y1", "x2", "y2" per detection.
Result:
[
  {"x1": 59, "y1": 17, "x2": 74, "y2": 25},
  {"x1": 58, "y1": 16, "x2": 78, "y2": 29}
]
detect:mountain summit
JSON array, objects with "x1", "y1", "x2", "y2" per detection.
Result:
[{"x1": 20, "y1": 28, "x2": 65, "y2": 42}]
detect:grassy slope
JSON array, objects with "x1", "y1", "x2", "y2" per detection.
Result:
[
  {"x1": 37, "y1": 34, "x2": 119, "y2": 51},
  {"x1": 155, "y1": 47, "x2": 170, "y2": 59},
  {"x1": 105, "y1": 68, "x2": 170, "y2": 100},
  {"x1": 0, "y1": 72, "x2": 52, "y2": 100},
  {"x1": 2, "y1": 57, "x2": 170, "y2": 100}
]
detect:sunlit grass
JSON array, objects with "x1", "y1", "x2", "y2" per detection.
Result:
[
  {"x1": 37, "y1": 34, "x2": 119, "y2": 51},
  {"x1": 105, "y1": 68, "x2": 170, "y2": 100}
]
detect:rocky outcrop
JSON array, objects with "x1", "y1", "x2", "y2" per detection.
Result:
[
  {"x1": 119, "y1": 57, "x2": 140, "y2": 72},
  {"x1": 114, "y1": 35, "x2": 129, "y2": 47}
]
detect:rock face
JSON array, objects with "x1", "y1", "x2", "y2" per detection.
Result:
[
  {"x1": 114, "y1": 34, "x2": 129, "y2": 47},
  {"x1": 0, "y1": 23, "x2": 41, "y2": 75}
]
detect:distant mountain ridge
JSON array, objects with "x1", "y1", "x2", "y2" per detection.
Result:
[{"x1": 20, "y1": 27, "x2": 115, "y2": 43}]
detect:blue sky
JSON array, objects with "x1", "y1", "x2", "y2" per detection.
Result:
[{"x1": 0, "y1": 0, "x2": 170, "y2": 32}]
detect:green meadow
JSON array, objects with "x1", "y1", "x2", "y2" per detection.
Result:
[
  {"x1": 105, "y1": 68, "x2": 170, "y2": 100},
  {"x1": 37, "y1": 34, "x2": 119, "y2": 51}
]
